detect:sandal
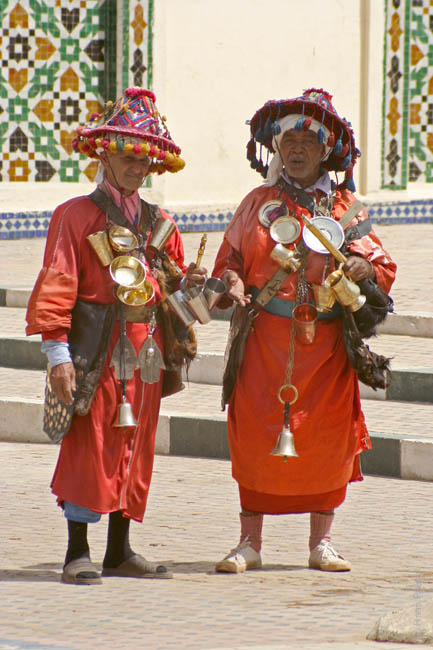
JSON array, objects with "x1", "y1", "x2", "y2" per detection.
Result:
[
  {"x1": 101, "y1": 553, "x2": 173, "y2": 579},
  {"x1": 61, "y1": 557, "x2": 102, "y2": 585}
]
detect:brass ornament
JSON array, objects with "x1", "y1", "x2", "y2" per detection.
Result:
[
  {"x1": 269, "y1": 215, "x2": 301, "y2": 244},
  {"x1": 110, "y1": 335, "x2": 138, "y2": 380},
  {"x1": 257, "y1": 200, "x2": 286, "y2": 228}
]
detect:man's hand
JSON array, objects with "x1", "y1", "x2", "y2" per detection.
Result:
[
  {"x1": 343, "y1": 256, "x2": 375, "y2": 282},
  {"x1": 185, "y1": 262, "x2": 207, "y2": 288},
  {"x1": 222, "y1": 270, "x2": 252, "y2": 307},
  {"x1": 50, "y1": 362, "x2": 76, "y2": 405}
]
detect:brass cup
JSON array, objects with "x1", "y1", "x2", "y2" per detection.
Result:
[
  {"x1": 147, "y1": 217, "x2": 176, "y2": 252},
  {"x1": 270, "y1": 244, "x2": 302, "y2": 272},
  {"x1": 292, "y1": 303, "x2": 318, "y2": 345},
  {"x1": 116, "y1": 281, "x2": 155, "y2": 307},
  {"x1": 108, "y1": 226, "x2": 139, "y2": 253},
  {"x1": 324, "y1": 269, "x2": 366, "y2": 313},
  {"x1": 109, "y1": 255, "x2": 147, "y2": 288},
  {"x1": 86, "y1": 230, "x2": 114, "y2": 266},
  {"x1": 311, "y1": 283, "x2": 336, "y2": 313}
]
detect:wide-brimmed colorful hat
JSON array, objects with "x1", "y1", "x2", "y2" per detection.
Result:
[
  {"x1": 72, "y1": 87, "x2": 185, "y2": 174},
  {"x1": 247, "y1": 88, "x2": 359, "y2": 191}
]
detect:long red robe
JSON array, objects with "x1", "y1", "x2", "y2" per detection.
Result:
[
  {"x1": 213, "y1": 184, "x2": 396, "y2": 514},
  {"x1": 26, "y1": 194, "x2": 186, "y2": 522}
]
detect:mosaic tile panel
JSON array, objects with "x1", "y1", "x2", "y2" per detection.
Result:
[
  {"x1": 0, "y1": 1, "x2": 153, "y2": 185},
  {"x1": 382, "y1": 0, "x2": 433, "y2": 189}
]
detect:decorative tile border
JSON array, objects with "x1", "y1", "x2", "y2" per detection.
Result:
[
  {"x1": 0, "y1": 209, "x2": 234, "y2": 239},
  {"x1": 382, "y1": 0, "x2": 433, "y2": 189},
  {"x1": 3, "y1": 198, "x2": 433, "y2": 239}
]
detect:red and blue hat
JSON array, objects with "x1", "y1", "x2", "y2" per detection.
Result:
[
  {"x1": 72, "y1": 87, "x2": 185, "y2": 175},
  {"x1": 247, "y1": 88, "x2": 359, "y2": 192}
]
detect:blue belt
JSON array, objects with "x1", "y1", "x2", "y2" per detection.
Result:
[{"x1": 250, "y1": 287, "x2": 341, "y2": 320}]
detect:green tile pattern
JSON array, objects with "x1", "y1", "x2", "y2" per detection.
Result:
[
  {"x1": 382, "y1": 0, "x2": 433, "y2": 189},
  {"x1": 0, "y1": 0, "x2": 153, "y2": 184}
]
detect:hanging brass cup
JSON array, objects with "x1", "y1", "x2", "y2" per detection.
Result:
[
  {"x1": 109, "y1": 255, "x2": 147, "y2": 288},
  {"x1": 108, "y1": 226, "x2": 139, "y2": 253},
  {"x1": 325, "y1": 269, "x2": 366, "y2": 312},
  {"x1": 311, "y1": 283, "x2": 336, "y2": 313},
  {"x1": 270, "y1": 244, "x2": 302, "y2": 272},
  {"x1": 292, "y1": 303, "x2": 318, "y2": 345},
  {"x1": 86, "y1": 230, "x2": 114, "y2": 266},
  {"x1": 147, "y1": 217, "x2": 176, "y2": 252}
]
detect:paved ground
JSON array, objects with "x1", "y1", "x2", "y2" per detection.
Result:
[
  {"x1": 0, "y1": 442, "x2": 432, "y2": 650},
  {"x1": 0, "y1": 223, "x2": 433, "y2": 649}
]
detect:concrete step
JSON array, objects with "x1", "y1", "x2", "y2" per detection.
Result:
[
  {"x1": 1, "y1": 334, "x2": 433, "y2": 404},
  {"x1": 1, "y1": 372, "x2": 433, "y2": 481}
]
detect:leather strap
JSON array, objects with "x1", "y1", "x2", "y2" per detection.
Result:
[
  {"x1": 252, "y1": 267, "x2": 291, "y2": 311},
  {"x1": 88, "y1": 188, "x2": 159, "y2": 244}
]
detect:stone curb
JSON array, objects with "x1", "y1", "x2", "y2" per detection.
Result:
[
  {"x1": 1, "y1": 397, "x2": 433, "y2": 482},
  {"x1": 1, "y1": 338, "x2": 432, "y2": 404}
]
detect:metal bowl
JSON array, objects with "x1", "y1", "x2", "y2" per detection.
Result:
[
  {"x1": 302, "y1": 217, "x2": 345, "y2": 254},
  {"x1": 109, "y1": 255, "x2": 147, "y2": 288},
  {"x1": 108, "y1": 226, "x2": 139, "y2": 253}
]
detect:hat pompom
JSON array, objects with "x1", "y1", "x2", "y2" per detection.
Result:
[
  {"x1": 271, "y1": 121, "x2": 281, "y2": 136},
  {"x1": 125, "y1": 87, "x2": 156, "y2": 102},
  {"x1": 327, "y1": 132, "x2": 335, "y2": 147},
  {"x1": 302, "y1": 116, "x2": 312, "y2": 131}
]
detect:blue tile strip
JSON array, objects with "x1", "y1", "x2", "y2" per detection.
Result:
[{"x1": 2, "y1": 198, "x2": 433, "y2": 239}]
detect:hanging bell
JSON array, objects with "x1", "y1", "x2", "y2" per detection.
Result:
[
  {"x1": 113, "y1": 396, "x2": 137, "y2": 428},
  {"x1": 270, "y1": 425, "x2": 299, "y2": 461}
]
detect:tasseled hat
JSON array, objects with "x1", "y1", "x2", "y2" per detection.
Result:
[
  {"x1": 246, "y1": 88, "x2": 359, "y2": 192},
  {"x1": 72, "y1": 87, "x2": 185, "y2": 175}
]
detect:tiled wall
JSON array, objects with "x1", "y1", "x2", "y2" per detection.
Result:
[
  {"x1": 382, "y1": 0, "x2": 433, "y2": 189},
  {"x1": 0, "y1": 0, "x2": 152, "y2": 185}
]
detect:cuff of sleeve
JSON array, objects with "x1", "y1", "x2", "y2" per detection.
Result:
[{"x1": 41, "y1": 340, "x2": 72, "y2": 367}]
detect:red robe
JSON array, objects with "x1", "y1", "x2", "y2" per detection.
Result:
[
  {"x1": 213, "y1": 184, "x2": 396, "y2": 514},
  {"x1": 26, "y1": 193, "x2": 186, "y2": 522}
]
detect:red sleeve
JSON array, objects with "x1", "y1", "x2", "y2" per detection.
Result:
[{"x1": 25, "y1": 198, "x2": 83, "y2": 337}]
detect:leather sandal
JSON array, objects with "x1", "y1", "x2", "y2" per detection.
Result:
[
  {"x1": 101, "y1": 553, "x2": 173, "y2": 579},
  {"x1": 61, "y1": 557, "x2": 102, "y2": 585}
]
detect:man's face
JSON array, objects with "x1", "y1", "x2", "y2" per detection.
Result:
[
  {"x1": 100, "y1": 150, "x2": 151, "y2": 194},
  {"x1": 278, "y1": 129, "x2": 326, "y2": 188}
]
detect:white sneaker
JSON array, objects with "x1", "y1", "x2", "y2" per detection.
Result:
[
  {"x1": 308, "y1": 540, "x2": 351, "y2": 572},
  {"x1": 215, "y1": 538, "x2": 262, "y2": 573}
]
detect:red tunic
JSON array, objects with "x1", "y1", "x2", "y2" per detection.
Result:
[
  {"x1": 26, "y1": 194, "x2": 186, "y2": 522},
  {"x1": 213, "y1": 184, "x2": 396, "y2": 514}
]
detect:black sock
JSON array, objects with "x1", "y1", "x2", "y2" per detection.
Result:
[
  {"x1": 102, "y1": 510, "x2": 135, "y2": 568},
  {"x1": 64, "y1": 520, "x2": 90, "y2": 567}
]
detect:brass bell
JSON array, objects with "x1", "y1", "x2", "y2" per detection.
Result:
[
  {"x1": 114, "y1": 396, "x2": 137, "y2": 428},
  {"x1": 270, "y1": 425, "x2": 299, "y2": 461}
]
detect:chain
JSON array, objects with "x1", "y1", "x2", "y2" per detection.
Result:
[{"x1": 280, "y1": 249, "x2": 308, "y2": 397}]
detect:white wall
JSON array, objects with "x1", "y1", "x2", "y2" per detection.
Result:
[{"x1": 152, "y1": 0, "x2": 367, "y2": 210}]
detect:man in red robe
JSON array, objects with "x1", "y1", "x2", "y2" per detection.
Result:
[
  {"x1": 213, "y1": 89, "x2": 396, "y2": 573},
  {"x1": 26, "y1": 87, "x2": 206, "y2": 585}
]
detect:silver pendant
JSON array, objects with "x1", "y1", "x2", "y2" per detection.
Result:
[
  {"x1": 137, "y1": 336, "x2": 166, "y2": 383},
  {"x1": 110, "y1": 335, "x2": 137, "y2": 380}
]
